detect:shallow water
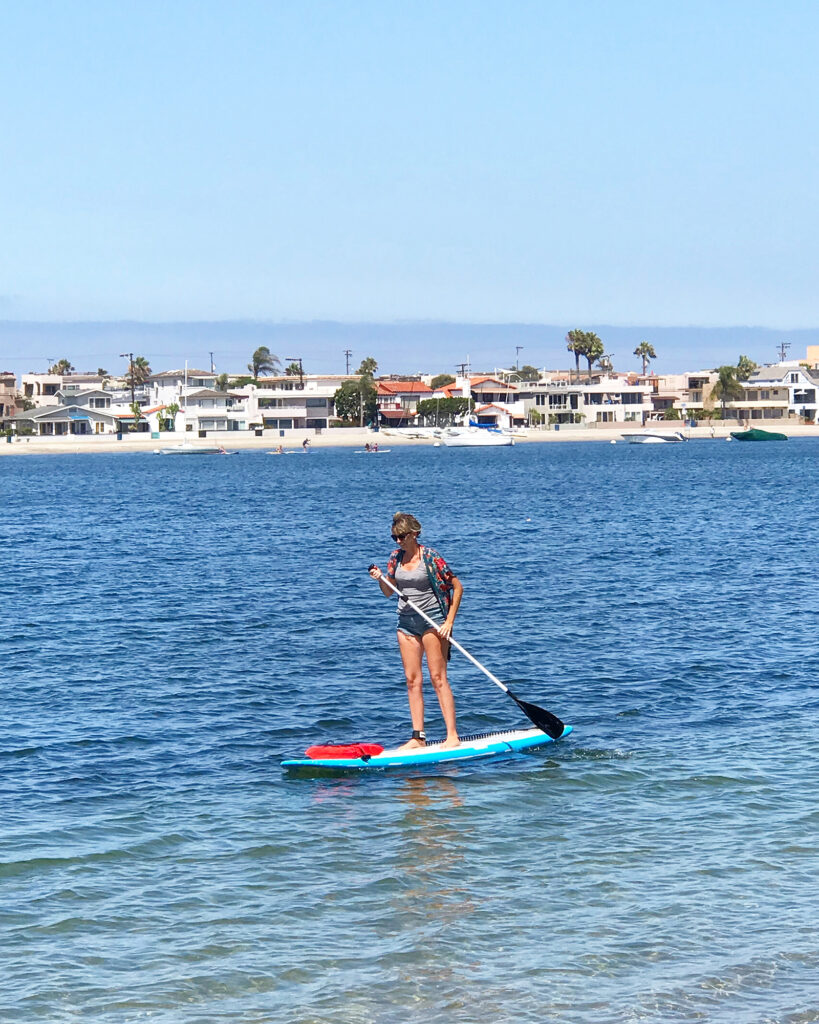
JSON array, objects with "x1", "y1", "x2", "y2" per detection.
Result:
[{"x1": 2, "y1": 440, "x2": 818, "y2": 1023}]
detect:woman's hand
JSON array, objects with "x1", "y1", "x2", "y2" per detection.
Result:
[
  {"x1": 438, "y1": 618, "x2": 454, "y2": 639},
  {"x1": 369, "y1": 565, "x2": 383, "y2": 581}
]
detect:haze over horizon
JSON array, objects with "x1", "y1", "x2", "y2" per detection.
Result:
[{"x1": 0, "y1": 319, "x2": 813, "y2": 379}]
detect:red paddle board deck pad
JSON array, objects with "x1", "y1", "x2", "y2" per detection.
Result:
[
  {"x1": 305, "y1": 743, "x2": 385, "y2": 759},
  {"x1": 283, "y1": 725, "x2": 572, "y2": 771}
]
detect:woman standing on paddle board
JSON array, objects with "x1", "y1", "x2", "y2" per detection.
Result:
[{"x1": 369, "y1": 512, "x2": 463, "y2": 751}]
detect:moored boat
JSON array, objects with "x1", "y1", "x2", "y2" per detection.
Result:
[
  {"x1": 729, "y1": 428, "x2": 788, "y2": 441},
  {"x1": 623, "y1": 430, "x2": 686, "y2": 444},
  {"x1": 156, "y1": 442, "x2": 228, "y2": 454},
  {"x1": 441, "y1": 427, "x2": 514, "y2": 447}
]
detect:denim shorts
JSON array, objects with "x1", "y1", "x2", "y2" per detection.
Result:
[{"x1": 397, "y1": 608, "x2": 444, "y2": 638}]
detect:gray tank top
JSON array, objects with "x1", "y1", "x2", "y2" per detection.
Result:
[{"x1": 394, "y1": 559, "x2": 440, "y2": 616}]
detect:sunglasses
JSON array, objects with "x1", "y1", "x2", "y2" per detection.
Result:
[{"x1": 391, "y1": 532, "x2": 410, "y2": 542}]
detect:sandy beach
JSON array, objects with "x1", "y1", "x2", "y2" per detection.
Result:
[{"x1": 2, "y1": 421, "x2": 817, "y2": 455}]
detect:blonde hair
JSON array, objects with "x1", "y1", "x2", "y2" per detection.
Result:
[{"x1": 392, "y1": 511, "x2": 422, "y2": 536}]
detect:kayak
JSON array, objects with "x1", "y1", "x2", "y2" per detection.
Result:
[
  {"x1": 354, "y1": 449, "x2": 392, "y2": 454},
  {"x1": 281, "y1": 724, "x2": 572, "y2": 772}
]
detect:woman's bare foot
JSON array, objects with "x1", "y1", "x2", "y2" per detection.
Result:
[
  {"x1": 439, "y1": 736, "x2": 460, "y2": 750},
  {"x1": 397, "y1": 737, "x2": 426, "y2": 752}
]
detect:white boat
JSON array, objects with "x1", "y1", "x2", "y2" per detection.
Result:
[
  {"x1": 622, "y1": 430, "x2": 687, "y2": 444},
  {"x1": 441, "y1": 427, "x2": 514, "y2": 447},
  {"x1": 156, "y1": 442, "x2": 228, "y2": 455}
]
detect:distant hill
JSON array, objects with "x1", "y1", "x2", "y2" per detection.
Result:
[{"x1": 1, "y1": 319, "x2": 816, "y2": 377}]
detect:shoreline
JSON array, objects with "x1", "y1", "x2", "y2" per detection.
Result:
[{"x1": 2, "y1": 422, "x2": 817, "y2": 455}]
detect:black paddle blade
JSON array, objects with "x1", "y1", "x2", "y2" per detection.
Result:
[{"x1": 507, "y1": 688, "x2": 566, "y2": 739}]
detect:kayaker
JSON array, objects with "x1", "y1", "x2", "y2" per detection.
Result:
[{"x1": 369, "y1": 512, "x2": 463, "y2": 750}]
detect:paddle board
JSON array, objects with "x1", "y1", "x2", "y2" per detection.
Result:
[{"x1": 281, "y1": 725, "x2": 571, "y2": 771}]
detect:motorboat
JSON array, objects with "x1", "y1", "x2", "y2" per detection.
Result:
[
  {"x1": 622, "y1": 430, "x2": 687, "y2": 444},
  {"x1": 156, "y1": 442, "x2": 228, "y2": 454},
  {"x1": 729, "y1": 428, "x2": 787, "y2": 441},
  {"x1": 441, "y1": 427, "x2": 514, "y2": 447}
]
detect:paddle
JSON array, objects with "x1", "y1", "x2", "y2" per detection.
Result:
[{"x1": 369, "y1": 567, "x2": 566, "y2": 739}]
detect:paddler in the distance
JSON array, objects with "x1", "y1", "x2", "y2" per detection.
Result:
[{"x1": 369, "y1": 512, "x2": 463, "y2": 751}]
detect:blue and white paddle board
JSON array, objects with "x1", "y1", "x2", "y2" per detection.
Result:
[{"x1": 281, "y1": 725, "x2": 572, "y2": 772}]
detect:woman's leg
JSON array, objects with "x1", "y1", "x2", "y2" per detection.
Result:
[
  {"x1": 422, "y1": 630, "x2": 459, "y2": 748},
  {"x1": 396, "y1": 630, "x2": 426, "y2": 749}
]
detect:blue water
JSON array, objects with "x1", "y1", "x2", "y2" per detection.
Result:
[{"x1": 3, "y1": 440, "x2": 819, "y2": 1023}]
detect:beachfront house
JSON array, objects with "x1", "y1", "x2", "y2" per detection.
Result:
[
  {"x1": 741, "y1": 363, "x2": 819, "y2": 423},
  {"x1": 21, "y1": 372, "x2": 110, "y2": 409},
  {"x1": 516, "y1": 377, "x2": 653, "y2": 427},
  {"x1": 148, "y1": 369, "x2": 218, "y2": 407},
  {"x1": 376, "y1": 380, "x2": 432, "y2": 428},
  {"x1": 1, "y1": 372, "x2": 20, "y2": 425},
  {"x1": 230, "y1": 375, "x2": 354, "y2": 433},
  {"x1": 183, "y1": 389, "x2": 237, "y2": 432}
]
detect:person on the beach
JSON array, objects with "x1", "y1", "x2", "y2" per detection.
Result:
[{"x1": 369, "y1": 512, "x2": 463, "y2": 750}]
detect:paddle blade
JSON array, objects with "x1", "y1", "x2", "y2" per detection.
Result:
[{"x1": 507, "y1": 689, "x2": 566, "y2": 739}]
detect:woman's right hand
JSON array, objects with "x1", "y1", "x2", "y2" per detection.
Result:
[{"x1": 369, "y1": 565, "x2": 383, "y2": 581}]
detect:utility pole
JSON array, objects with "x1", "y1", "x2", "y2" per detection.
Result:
[
  {"x1": 209, "y1": 351, "x2": 215, "y2": 373},
  {"x1": 778, "y1": 341, "x2": 791, "y2": 362},
  {"x1": 515, "y1": 346, "x2": 523, "y2": 370},
  {"x1": 286, "y1": 356, "x2": 304, "y2": 390},
  {"x1": 344, "y1": 349, "x2": 352, "y2": 374},
  {"x1": 120, "y1": 352, "x2": 135, "y2": 406}
]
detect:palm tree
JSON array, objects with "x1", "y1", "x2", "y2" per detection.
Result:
[
  {"x1": 248, "y1": 346, "x2": 280, "y2": 378},
  {"x1": 566, "y1": 330, "x2": 584, "y2": 382},
  {"x1": 357, "y1": 356, "x2": 378, "y2": 377},
  {"x1": 633, "y1": 341, "x2": 657, "y2": 376},
  {"x1": 711, "y1": 365, "x2": 745, "y2": 420},
  {"x1": 577, "y1": 332, "x2": 604, "y2": 382},
  {"x1": 132, "y1": 356, "x2": 151, "y2": 386},
  {"x1": 49, "y1": 358, "x2": 75, "y2": 375},
  {"x1": 736, "y1": 354, "x2": 758, "y2": 381}
]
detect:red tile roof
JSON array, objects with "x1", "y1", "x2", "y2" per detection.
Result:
[{"x1": 377, "y1": 381, "x2": 432, "y2": 395}]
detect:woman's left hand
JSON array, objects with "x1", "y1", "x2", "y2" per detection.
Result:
[{"x1": 437, "y1": 619, "x2": 454, "y2": 639}]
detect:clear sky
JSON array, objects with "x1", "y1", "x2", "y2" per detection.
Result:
[{"x1": 1, "y1": 1, "x2": 818, "y2": 341}]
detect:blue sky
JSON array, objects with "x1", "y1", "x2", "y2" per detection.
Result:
[{"x1": 1, "y1": 1, "x2": 818, "y2": 371}]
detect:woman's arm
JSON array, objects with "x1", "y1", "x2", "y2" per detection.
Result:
[
  {"x1": 368, "y1": 564, "x2": 397, "y2": 598},
  {"x1": 437, "y1": 575, "x2": 462, "y2": 638}
]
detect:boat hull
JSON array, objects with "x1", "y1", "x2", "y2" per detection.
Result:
[
  {"x1": 442, "y1": 430, "x2": 514, "y2": 447},
  {"x1": 623, "y1": 431, "x2": 686, "y2": 444}
]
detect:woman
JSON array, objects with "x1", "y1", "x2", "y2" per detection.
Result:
[{"x1": 369, "y1": 512, "x2": 463, "y2": 750}]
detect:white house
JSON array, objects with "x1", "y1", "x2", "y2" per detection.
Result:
[
  {"x1": 232, "y1": 375, "x2": 356, "y2": 431},
  {"x1": 741, "y1": 362, "x2": 819, "y2": 423},
  {"x1": 517, "y1": 376, "x2": 653, "y2": 426}
]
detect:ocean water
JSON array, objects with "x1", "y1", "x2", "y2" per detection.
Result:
[{"x1": 2, "y1": 439, "x2": 819, "y2": 1024}]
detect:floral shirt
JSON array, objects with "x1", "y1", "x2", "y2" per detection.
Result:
[{"x1": 387, "y1": 544, "x2": 456, "y2": 618}]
